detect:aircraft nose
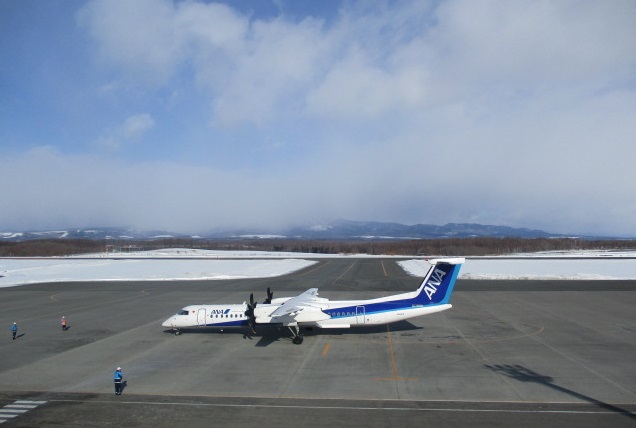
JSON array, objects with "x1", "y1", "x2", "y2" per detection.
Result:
[{"x1": 162, "y1": 318, "x2": 173, "y2": 327}]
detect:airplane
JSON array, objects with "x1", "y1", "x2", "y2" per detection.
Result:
[{"x1": 161, "y1": 257, "x2": 464, "y2": 344}]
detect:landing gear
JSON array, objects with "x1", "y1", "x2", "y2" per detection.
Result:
[
  {"x1": 173, "y1": 329, "x2": 182, "y2": 336},
  {"x1": 288, "y1": 325, "x2": 304, "y2": 345},
  {"x1": 245, "y1": 293, "x2": 257, "y2": 335}
]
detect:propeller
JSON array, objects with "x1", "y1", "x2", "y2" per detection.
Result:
[
  {"x1": 263, "y1": 287, "x2": 274, "y2": 304},
  {"x1": 244, "y1": 293, "x2": 257, "y2": 333}
]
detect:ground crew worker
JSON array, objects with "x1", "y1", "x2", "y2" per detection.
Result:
[
  {"x1": 11, "y1": 322, "x2": 17, "y2": 340},
  {"x1": 61, "y1": 316, "x2": 67, "y2": 331},
  {"x1": 114, "y1": 367, "x2": 123, "y2": 395}
]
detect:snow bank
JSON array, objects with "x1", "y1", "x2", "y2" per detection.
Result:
[
  {"x1": 399, "y1": 258, "x2": 636, "y2": 281},
  {"x1": 0, "y1": 257, "x2": 316, "y2": 288},
  {"x1": 1, "y1": 249, "x2": 635, "y2": 288}
]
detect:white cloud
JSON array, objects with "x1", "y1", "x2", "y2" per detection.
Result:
[
  {"x1": 77, "y1": 0, "x2": 636, "y2": 120},
  {"x1": 123, "y1": 114, "x2": 155, "y2": 139},
  {"x1": 77, "y1": 0, "x2": 186, "y2": 83},
  {"x1": 208, "y1": 16, "x2": 330, "y2": 126},
  {"x1": 5, "y1": 0, "x2": 633, "y2": 236},
  {"x1": 93, "y1": 114, "x2": 155, "y2": 150}
]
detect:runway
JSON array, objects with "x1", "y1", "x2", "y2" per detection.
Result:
[{"x1": 1, "y1": 258, "x2": 635, "y2": 426}]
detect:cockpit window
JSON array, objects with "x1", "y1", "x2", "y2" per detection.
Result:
[{"x1": 177, "y1": 310, "x2": 189, "y2": 315}]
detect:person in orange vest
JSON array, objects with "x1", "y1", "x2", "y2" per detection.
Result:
[{"x1": 61, "y1": 316, "x2": 67, "y2": 331}]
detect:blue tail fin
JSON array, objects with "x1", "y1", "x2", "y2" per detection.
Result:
[{"x1": 414, "y1": 258, "x2": 464, "y2": 305}]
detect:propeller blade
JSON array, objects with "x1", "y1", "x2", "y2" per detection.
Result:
[
  {"x1": 245, "y1": 293, "x2": 256, "y2": 316},
  {"x1": 264, "y1": 287, "x2": 273, "y2": 304}
]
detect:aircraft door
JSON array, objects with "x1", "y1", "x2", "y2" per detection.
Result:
[
  {"x1": 197, "y1": 309, "x2": 207, "y2": 326},
  {"x1": 356, "y1": 306, "x2": 366, "y2": 324}
]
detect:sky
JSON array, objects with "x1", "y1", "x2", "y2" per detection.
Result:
[{"x1": 1, "y1": 0, "x2": 635, "y2": 237}]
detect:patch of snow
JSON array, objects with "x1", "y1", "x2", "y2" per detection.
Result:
[
  {"x1": 1, "y1": 249, "x2": 635, "y2": 288},
  {"x1": 0, "y1": 257, "x2": 316, "y2": 288},
  {"x1": 399, "y1": 256, "x2": 636, "y2": 281},
  {"x1": 1, "y1": 232, "x2": 24, "y2": 239},
  {"x1": 309, "y1": 224, "x2": 331, "y2": 231},
  {"x1": 237, "y1": 234, "x2": 287, "y2": 239}
]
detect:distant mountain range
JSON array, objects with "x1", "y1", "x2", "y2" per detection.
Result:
[{"x1": 0, "y1": 220, "x2": 595, "y2": 242}]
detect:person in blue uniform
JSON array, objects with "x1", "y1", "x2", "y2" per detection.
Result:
[
  {"x1": 11, "y1": 322, "x2": 17, "y2": 340},
  {"x1": 113, "y1": 367, "x2": 123, "y2": 395}
]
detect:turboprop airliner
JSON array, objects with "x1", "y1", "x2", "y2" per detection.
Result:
[{"x1": 162, "y1": 258, "x2": 463, "y2": 344}]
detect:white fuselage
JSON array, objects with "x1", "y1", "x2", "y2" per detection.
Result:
[
  {"x1": 162, "y1": 304, "x2": 251, "y2": 329},
  {"x1": 162, "y1": 258, "x2": 463, "y2": 333},
  {"x1": 161, "y1": 297, "x2": 452, "y2": 330}
]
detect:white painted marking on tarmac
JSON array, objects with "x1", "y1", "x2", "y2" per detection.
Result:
[
  {"x1": 46, "y1": 398, "x2": 636, "y2": 416},
  {"x1": 0, "y1": 400, "x2": 47, "y2": 424}
]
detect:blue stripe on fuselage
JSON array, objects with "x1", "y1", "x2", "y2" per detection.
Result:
[{"x1": 204, "y1": 320, "x2": 250, "y2": 327}]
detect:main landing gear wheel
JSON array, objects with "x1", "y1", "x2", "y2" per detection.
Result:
[{"x1": 288, "y1": 325, "x2": 304, "y2": 345}]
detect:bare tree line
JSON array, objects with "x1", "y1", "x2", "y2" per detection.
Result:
[{"x1": 1, "y1": 237, "x2": 635, "y2": 257}]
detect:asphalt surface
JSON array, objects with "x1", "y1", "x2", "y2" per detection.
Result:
[{"x1": 1, "y1": 258, "x2": 635, "y2": 427}]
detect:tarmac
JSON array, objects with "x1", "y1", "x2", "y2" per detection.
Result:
[{"x1": 0, "y1": 258, "x2": 635, "y2": 426}]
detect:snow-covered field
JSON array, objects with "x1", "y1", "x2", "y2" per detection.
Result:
[{"x1": 1, "y1": 249, "x2": 635, "y2": 288}]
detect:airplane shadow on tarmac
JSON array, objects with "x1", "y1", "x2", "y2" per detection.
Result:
[
  {"x1": 484, "y1": 364, "x2": 636, "y2": 421},
  {"x1": 162, "y1": 320, "x2": 421, "y2": 347}
]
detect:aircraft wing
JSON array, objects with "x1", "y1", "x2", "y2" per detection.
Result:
[{"x1": 267, "y1": 288, "x2": 330, "y2": 323}]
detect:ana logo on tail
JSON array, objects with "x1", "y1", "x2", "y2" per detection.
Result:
[{"x1": 424, "y1": 267, "x2": 447, "y2": 300}]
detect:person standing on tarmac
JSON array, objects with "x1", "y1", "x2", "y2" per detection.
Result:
[
  {"x1": 113, "y1": 367, "x2": 123, "y2": 395},
  {"x1": 11, "y1": 322, "x2": 17, "y2": 340},
  {"x1": 61, "y1": 316, "x2": 67, "y2": 331}
]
